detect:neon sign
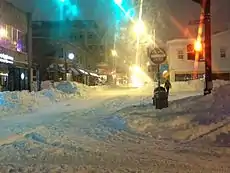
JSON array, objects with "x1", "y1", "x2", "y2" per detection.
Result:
[{"x1": 0, "y1": 53, "x2": 14, "y2": 64}]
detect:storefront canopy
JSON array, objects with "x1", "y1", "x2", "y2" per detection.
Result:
[
  {"x1": 70, "y1": 67, "x2": 89, "y2": 76},
  {"x1": 77, "y1": 68, "x2": 89, "y2": 75},
  {"x1": 47, "y1": 64, "x2": 65, "y2": 73},
  {"x1": 89, "y1": 72, "x2": 99, "y2": 77},
  {"x1": 70, "y1": 67, "x2": 80, "y2": 76}
]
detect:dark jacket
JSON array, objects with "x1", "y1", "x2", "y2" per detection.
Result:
[{"x1": 164, "y1": 80, "x2": 171, "y2": 89}]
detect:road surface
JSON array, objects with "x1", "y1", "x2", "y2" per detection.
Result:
[{"x1": 0, "y1": 88, "x2": 228, "y2": 172}]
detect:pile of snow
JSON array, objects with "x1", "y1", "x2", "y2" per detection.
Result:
[
  {"x1": 55, "y1": 81, "x2": 79, "y2": 94},
  {"x1": 167, "y1": 79, "x2": 230, "y2": 92},
  {"x1": 0, "y1": 81, "x2": 95, "y2": 116},
  {"x1": 125, "y1": 80, "x2": 230, "y2": 144},
  {"x1": 171, "y1": 79, "x2": 204, "y2": 92},
  {"x1": 41, "y1": 80, "x2": 54, "y2": 90}
]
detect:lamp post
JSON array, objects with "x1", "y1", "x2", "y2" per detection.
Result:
[
  {"x1": 64, "y1": 52, "x2": 75, "y2": 80},
  {"x1": 192, "y1": 0, "x2": 212, "y2": 95}
]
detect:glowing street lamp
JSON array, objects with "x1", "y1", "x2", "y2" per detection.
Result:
[
  {"x1": 64, "y1": 52, "x2": 74, "y2": 80},
  {"x1": 0, "y1": 27, "x2": 7, "y2": 38},
  {"x1": 194, "y1": 39, "x2": 202, "y2": 52},
  {"x1": 111, "y1": 49, "x2": 118, "y2": 57},
  {"x1": 68, "y1": 52, "x2": 75, "y2": 60},
  {"x1": 133, "y1": 20, "x2": 145, "y2": 35}
]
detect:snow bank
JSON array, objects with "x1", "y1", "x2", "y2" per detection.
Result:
[
  {"x1": 171, "y1": 79, "x2": 204, "y2": 92},
  {"x1": 170, "y1": 79, "x2": 230, "y2": 92},
  {"x1": 0, "y1": 81, "x2": 95, "y2": 116},
  {"x1": 125, "y1": 80, "x2": 230, "y2": 144}
]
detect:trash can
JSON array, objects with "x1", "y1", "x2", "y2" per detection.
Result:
[{"x1": 152, "y1": 87, "x2": 168, "y2": 109}]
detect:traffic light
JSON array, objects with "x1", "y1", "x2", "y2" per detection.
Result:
[{"x1": 187, "y1": 43, "x2": 204, "y2": 61}]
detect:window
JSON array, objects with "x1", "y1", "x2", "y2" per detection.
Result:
[
  {"x1": 6, "y1": 25, "x2": 12, "y2": 40},
  {"x1": 177, "y1": 49, "x2": 184, "y2": 59},
  {"x1": 0, "y1": 23, "x2": 26, "y2": 53},
  {"x1": 220, "y1": 48, "x2": 226, "y2": 58},
  {"x1": 12, "y1": 28, "x2": 18, "y2": 43},
  {"x1": 88, "y1": 32, "x2": 93, "y2": 39}
]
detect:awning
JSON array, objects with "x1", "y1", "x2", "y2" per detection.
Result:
[
  {"x1": 47, "y1": 64, "x2": 65, "y2": 73},
  {"x1": 70, "y1": 68, "x2": 80, "y2": 76},
  {"x1": 89, "y1": 72, "x2": 99, "y2": 77},
  {"x1": 78, "y1": 68, "x2": 89, "y2": 75}
]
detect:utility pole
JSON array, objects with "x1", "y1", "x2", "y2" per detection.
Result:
[
  {"x1": 27, "y1": 12, "x2": 33, "y2": 92},
  {"x1": 192, "y1": 0, "x2": 212, "y2": 95}
]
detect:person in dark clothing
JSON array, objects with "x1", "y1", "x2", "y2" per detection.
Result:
[{"x1": 164, "y1": 79, "x2": 171, "y2": 95}]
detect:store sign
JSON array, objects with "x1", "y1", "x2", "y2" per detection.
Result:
[{"x1": 0, "y1": 53, "x2": 14, "y2": 64}]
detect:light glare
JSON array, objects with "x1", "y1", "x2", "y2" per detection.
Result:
[
  {"x1": 114, "y1": 0, "x2": 122, "y2": 5},
  {"x1": 68, "y1": 53, "x2": 75, "y2": 60},
  {"x1": 194, "y1": 40, "x2": 202, "y2": 52},
  {"x1": 0, "y1": 28, "x2": 7, "y2": 38},
  {"x1": 133, "y1": 20, "x2": 145, "y2": 35}
]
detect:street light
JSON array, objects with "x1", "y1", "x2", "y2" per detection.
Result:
[
  {"x1": 133, "y1": 20, "x2": 145, "y2": 35},
  {"x1": 64, "y1": 52, "x2": 75, "y2": 80},
  {"x1": 111, "y1": 49, "x2": 118, "y2": 57},
  {"x1": 194, "y1": 39, "x2": 202, "y2": 52},
  {"x1": 68, "y1": 52, "x2": 75, "y2": 60}
]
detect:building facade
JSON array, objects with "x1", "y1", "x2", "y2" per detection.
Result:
[
  {"x1": 32, "y1": 20, "x2": 103, "y2": 83},
  {"x1": 32, "y1": 20, "x2": 106, "y2": 69},
  {"x1": 167, "y1": 30, "x2": 230, "y2": 81},
  {"x1": 0, "y1": 0, "x2": 29, "y2": 91}
]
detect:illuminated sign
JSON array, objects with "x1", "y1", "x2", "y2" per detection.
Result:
[{"x1": 0, "y1": 53, "x2": 14, "y2": 64}]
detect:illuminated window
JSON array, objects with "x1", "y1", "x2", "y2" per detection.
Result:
[
  {"x1": 12, "y1": 28, "x2": 18, "y2": 43},
  {"x1": 177, "y1": 49, "x2": 184, "y2": 59},
  {"x1": 6, "y1": 25, "x2": 12, "y2": 40}
]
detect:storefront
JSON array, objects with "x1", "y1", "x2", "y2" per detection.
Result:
[{"x1": 0, "y1": 47, "x2": 29, "y2": 91}]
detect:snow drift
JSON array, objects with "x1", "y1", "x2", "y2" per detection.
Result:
[
  {"x1": 0, "y1": 81, "x2": 92, "y2": 116},
  {"x1": 124, "y1": 80, "x2": 230, "y2": 145},
  {"x1": 170, "y1": 79, "x2": 230, "y2": 92}
]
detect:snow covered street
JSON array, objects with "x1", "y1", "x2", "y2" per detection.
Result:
[{"x1": 0, "y1": 82, "x2": 229, "y2": 172}]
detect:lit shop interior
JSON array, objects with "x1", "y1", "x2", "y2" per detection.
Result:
[{"x1": 0, "y1": 25, "x2": 28, "y2": 91}]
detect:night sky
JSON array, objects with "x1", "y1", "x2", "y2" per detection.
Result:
[{"x1": 7, "y1": 0, "x2": 230, "y2": 40}]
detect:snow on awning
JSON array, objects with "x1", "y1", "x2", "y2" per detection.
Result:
[
  {"x1": 78, "y1": 68, "x2": 89, "y2": 75},
  {"x1": 70, "y1": 68, "x2": 80, "y2": 76},
  {"x1": 89, "y1": 72, "x2": 99, "y2": 77}
]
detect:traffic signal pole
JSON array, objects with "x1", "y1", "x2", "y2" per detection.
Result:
[{"x1": 203, "y1": 0, "x2": 212, "y2": 95}]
